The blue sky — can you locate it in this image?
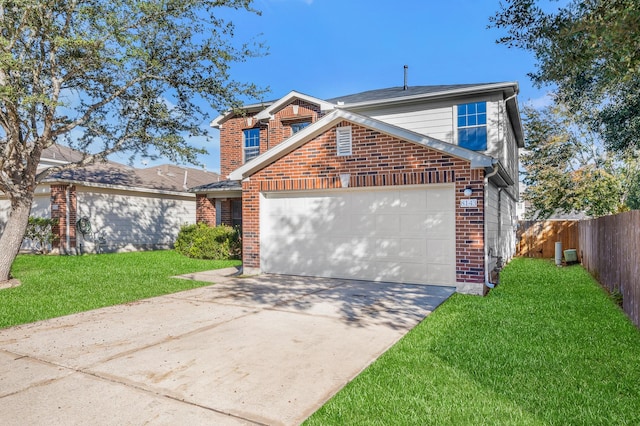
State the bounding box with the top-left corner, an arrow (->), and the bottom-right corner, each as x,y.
114,0 -> 557,173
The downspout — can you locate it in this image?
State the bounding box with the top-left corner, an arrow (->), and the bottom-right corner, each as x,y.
65,186 -> 70,254
484,161 -> 500,289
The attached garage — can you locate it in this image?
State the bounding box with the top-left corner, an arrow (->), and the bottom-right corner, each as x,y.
260,185 -> 456,286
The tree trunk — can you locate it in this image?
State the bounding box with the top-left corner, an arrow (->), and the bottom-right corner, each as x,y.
0,197 -> 33,283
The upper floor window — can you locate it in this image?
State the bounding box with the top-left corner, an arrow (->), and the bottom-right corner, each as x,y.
291,121 -> 310,134
243,128 -> 260,162
457,102 -> 487,151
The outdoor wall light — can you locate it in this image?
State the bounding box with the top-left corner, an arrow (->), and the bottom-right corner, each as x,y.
463,188 -> 473,197
340,173 -> 351,188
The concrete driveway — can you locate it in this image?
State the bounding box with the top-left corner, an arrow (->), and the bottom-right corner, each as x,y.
0,268 -> 454,425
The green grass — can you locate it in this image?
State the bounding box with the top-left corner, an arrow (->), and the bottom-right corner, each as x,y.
1,250 -> 240,329
305,258 -> 640,425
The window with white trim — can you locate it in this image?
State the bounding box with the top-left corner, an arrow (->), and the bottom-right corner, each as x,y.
457,102 -> 487,151
243,128 -> 260,162
291,121 -> 310,134
336,126 -> 352,156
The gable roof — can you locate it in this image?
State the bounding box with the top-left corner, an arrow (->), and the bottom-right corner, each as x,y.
211,82 -> 523,146
326,83 -> 504,105
253,90 -> 335,121
209,100 -> 275,129
42,146 -> 220,195
229,109 -> 496,181
39,144 -> 86,166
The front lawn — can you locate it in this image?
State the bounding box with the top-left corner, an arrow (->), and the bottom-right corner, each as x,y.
305,258 -> 640,425
1,250 -> 240,329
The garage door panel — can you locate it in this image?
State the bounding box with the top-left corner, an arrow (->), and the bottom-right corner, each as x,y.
426,238 -> 455,264
399,190 -> 428,212
375,238 -> 426,261
351,214 -> 375,234
260,185 -> 455,286
374,214 -> 400,236
425,263 -> 456,285
426,187 -> 455,212
424,213 -> 455,238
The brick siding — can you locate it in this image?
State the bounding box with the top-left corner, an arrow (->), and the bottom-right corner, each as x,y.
219,99 -> 324,177
50,184 -> 77,252
241,122 -> 486,284
196,194 -> 216,225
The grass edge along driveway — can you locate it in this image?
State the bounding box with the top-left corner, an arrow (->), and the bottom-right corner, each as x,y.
1,250 -> 240,329
305,258 -> 640,426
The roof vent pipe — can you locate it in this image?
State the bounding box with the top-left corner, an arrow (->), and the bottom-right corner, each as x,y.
403,65 -> 408,90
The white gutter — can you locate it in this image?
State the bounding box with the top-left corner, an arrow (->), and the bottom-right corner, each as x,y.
65,186 -> 71,254
44,179 -> 196,198
484,161 -> 500,289
335,82 -> 519,110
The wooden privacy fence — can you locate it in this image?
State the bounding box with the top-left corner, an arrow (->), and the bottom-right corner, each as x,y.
517,220 -> 580,259
517,215 -> 640,328
579,211 -> 640,329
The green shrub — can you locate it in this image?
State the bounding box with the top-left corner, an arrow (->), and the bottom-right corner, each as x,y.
175,223 -> 241,260
23,216 -> 59,253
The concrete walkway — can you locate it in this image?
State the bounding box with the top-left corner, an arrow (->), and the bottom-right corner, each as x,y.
0,269 -> 454,425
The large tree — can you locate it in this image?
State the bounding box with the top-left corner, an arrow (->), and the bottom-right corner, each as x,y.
490,0 -> 640,152
0,0 -> 263,283
520,104 -> 628,219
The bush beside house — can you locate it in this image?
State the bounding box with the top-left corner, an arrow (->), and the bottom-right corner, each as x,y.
175,223 -> 241,260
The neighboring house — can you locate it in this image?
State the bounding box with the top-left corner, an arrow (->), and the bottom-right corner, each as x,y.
193,83 -> 524,294
0,144 -> 220,253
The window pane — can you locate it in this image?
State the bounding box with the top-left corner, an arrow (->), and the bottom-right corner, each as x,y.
478,112 -> 486,125
458,127 -> 487,151
458,104 -> 466,115
244,128 -> 260,162
458,116 -> 467,127
468,103 -> 476,114
468,115 -> 476,126
291,122 -> 310,134
477,102 -> 486,113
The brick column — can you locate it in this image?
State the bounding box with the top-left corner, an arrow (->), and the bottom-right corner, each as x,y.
196,194 -> 216,226
50,185 -> 77,253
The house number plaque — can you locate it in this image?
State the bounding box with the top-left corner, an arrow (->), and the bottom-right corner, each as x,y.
460,199 -> 477,208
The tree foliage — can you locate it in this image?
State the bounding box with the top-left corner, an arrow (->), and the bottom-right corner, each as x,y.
520,105 -> 628,219
491,0 -> 640,152
0,0 -> 264,282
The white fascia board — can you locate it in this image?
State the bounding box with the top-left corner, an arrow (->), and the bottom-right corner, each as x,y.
254,90 -> 335,121
209,101 -> 274,129
229,109 -> 494,180
339,82 -> 520,109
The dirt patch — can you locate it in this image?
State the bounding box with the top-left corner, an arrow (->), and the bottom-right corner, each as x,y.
0,279 -> 21,290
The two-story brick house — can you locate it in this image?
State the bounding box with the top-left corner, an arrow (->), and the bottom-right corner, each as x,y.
193,83 -> 523,294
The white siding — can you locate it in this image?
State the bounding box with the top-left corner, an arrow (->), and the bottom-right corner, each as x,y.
76,187 -> 196,253
365,102 -> 455,143
1,187 -> 51,251
486,184 -> 517,274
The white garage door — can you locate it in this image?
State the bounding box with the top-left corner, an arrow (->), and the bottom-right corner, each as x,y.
260,184 -> 456,285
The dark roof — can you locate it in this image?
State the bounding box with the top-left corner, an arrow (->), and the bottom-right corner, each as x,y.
42,146 -> 221,193
42,144 -> 86,163
326,83 -> 501,105
189,179 -> 242,193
